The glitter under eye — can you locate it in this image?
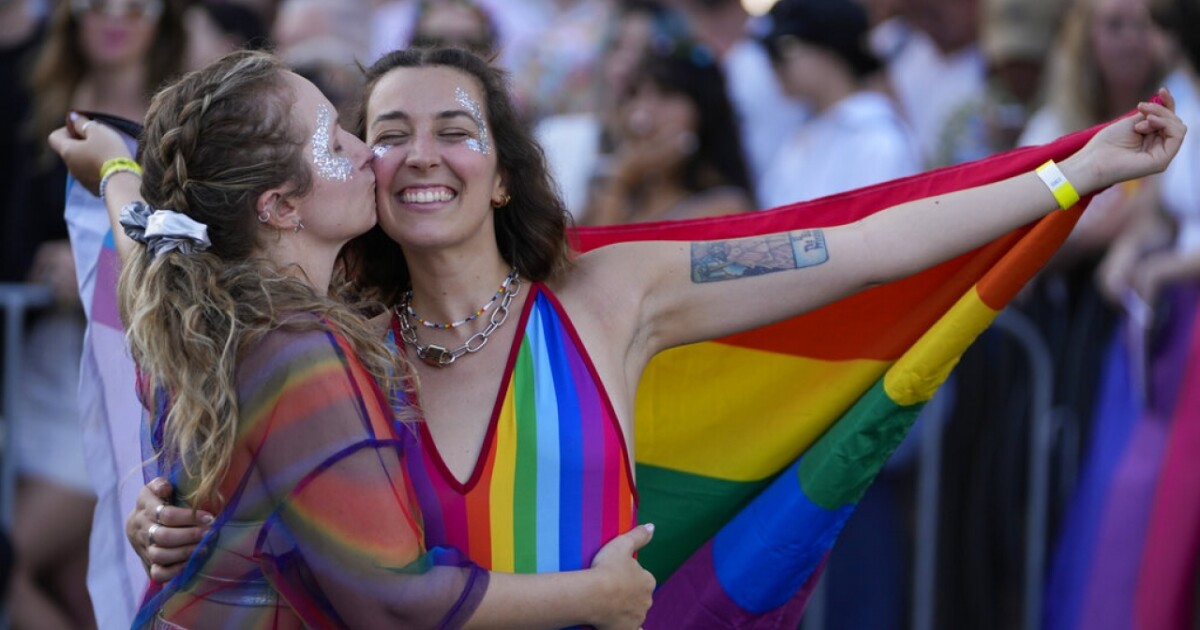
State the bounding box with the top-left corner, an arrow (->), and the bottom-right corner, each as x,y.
455,87 -> 491,155
312,104 -> 353,182
372,144 -> 392,159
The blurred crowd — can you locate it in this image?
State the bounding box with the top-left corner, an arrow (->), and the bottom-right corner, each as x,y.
1,0 -> 1198,628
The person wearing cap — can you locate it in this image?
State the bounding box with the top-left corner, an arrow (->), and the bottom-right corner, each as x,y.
933,0 -> 1067,166
757,0 -> 921,209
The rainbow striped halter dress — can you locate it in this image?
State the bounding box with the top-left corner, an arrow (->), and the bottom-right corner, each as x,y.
395,283 -> 637,573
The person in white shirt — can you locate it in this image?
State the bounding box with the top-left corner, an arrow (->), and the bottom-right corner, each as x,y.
675,0 -> 808,195
757,0 -> 921,209
876,0 -> 987,166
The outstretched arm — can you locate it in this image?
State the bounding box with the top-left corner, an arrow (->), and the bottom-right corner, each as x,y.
580,91 -> 1187,359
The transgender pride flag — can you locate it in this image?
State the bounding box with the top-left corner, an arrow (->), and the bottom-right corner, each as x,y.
64,127 -> 149,630
68,117 -> 1107,628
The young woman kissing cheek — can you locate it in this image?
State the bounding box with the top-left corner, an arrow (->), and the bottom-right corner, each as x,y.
366,66 -> 508,256
283,73 -> 378,249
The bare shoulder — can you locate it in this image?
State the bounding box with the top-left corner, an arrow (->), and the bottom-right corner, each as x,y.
548,244 -> 670,341
553,241 -> 683,305
544,246 -> 664,412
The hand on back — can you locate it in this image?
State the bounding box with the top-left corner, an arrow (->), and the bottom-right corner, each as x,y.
126,478 -> 212,583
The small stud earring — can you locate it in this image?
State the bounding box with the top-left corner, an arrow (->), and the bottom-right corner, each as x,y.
293,219 -> 305,233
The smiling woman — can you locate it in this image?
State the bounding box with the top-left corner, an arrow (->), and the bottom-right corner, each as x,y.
350,51 -> 1190,630
351,49 -> 573,309
121,43 -> 1186,628
367,67 -> 507,255
51,48 -> 657,630
338,45 -> 1185,606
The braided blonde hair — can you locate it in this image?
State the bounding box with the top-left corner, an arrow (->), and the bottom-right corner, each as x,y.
120,50 -> 413,509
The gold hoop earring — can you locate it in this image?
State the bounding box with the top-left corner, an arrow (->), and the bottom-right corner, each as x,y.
491,194 -> 511,209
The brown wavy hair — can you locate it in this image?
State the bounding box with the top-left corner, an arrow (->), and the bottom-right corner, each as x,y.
121,50 -> 412,508
346,47 -> 573,306
29,0 -> 187,165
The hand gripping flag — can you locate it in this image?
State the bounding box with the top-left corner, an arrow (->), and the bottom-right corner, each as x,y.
573,121 -> 1106,627
68,115 -> 1108,628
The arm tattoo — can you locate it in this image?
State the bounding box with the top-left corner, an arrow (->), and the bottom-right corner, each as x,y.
690,229 -> 829,283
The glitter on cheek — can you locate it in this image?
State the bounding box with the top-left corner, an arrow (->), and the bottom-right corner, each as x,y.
372,144 -> 392,159
455,87 -> 491,155
311,104 -> 354,182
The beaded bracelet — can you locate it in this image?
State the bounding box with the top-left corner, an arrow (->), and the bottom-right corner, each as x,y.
98,158 -> 142,202
1035,159 -> 1080,211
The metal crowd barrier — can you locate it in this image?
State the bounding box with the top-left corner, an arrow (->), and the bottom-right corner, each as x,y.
800,306 -> 1061,630
0,283 -> 54,529
911,382 -> 952,630
0,283 -> 55,630
996,308 -> 1057,630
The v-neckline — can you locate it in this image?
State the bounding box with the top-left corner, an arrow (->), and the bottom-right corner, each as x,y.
395,283 -> 541,493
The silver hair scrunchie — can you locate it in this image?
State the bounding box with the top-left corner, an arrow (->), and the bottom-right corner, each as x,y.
119,201 -> 212,259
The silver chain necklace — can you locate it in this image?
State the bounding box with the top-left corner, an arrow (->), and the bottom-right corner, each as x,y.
397,271 -> 521,368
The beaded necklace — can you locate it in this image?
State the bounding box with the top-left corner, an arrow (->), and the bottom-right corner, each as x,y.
397,271 -> 521,368
403,269 -> 517,329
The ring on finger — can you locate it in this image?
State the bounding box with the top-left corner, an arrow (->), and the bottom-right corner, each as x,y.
80,120 -> 95,133
155,502 -> 167,525
148,523 -> 160,547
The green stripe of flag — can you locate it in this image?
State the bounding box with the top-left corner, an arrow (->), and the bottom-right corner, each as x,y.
799,379 -> 924,510
635,464 -> 771,581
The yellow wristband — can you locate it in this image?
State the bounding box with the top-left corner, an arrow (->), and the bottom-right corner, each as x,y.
1035,159 -> 1080,211
99,157 -> 142,182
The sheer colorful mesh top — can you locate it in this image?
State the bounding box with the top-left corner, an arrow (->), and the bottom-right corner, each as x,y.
392,283 -> 638,574
133,319 -> 487,629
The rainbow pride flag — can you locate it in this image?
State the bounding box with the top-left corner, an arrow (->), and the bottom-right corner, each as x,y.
572,122 -> 1104,625
68,117 -> 1107,628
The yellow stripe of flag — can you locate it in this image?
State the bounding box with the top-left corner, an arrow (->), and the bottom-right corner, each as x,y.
634,344 -> 889,483
884,286 -> 999,406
